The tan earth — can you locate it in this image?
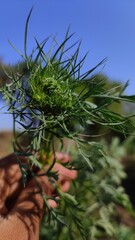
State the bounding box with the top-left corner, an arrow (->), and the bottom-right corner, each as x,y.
0,131 -> 13,158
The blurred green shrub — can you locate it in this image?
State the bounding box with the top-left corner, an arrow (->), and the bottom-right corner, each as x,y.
40,137 -> 135,240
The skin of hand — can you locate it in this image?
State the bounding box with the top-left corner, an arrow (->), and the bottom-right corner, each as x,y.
0,152 -> 77,240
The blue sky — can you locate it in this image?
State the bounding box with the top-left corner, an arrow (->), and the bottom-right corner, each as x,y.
0,0 -> 135,130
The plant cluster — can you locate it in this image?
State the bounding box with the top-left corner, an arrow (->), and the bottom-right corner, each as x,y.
40,138 -> 135,240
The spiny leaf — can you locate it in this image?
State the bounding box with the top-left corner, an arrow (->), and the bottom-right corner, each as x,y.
24,7 -> 33,61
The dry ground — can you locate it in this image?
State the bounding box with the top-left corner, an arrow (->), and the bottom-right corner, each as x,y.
0,131 -> 13,158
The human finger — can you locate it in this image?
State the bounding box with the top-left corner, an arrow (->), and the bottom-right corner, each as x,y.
0,154 -> 27,211
47,199 -> 58,208
53,163 -> 77,180
55,152 -> 71,163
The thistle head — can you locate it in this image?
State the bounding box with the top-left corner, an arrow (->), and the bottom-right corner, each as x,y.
29,62 -> 74,115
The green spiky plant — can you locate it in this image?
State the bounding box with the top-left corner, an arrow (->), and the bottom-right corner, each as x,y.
1,9 -> 135,239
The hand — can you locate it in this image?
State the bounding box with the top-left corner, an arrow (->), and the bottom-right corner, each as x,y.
0,152 -> 77,240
